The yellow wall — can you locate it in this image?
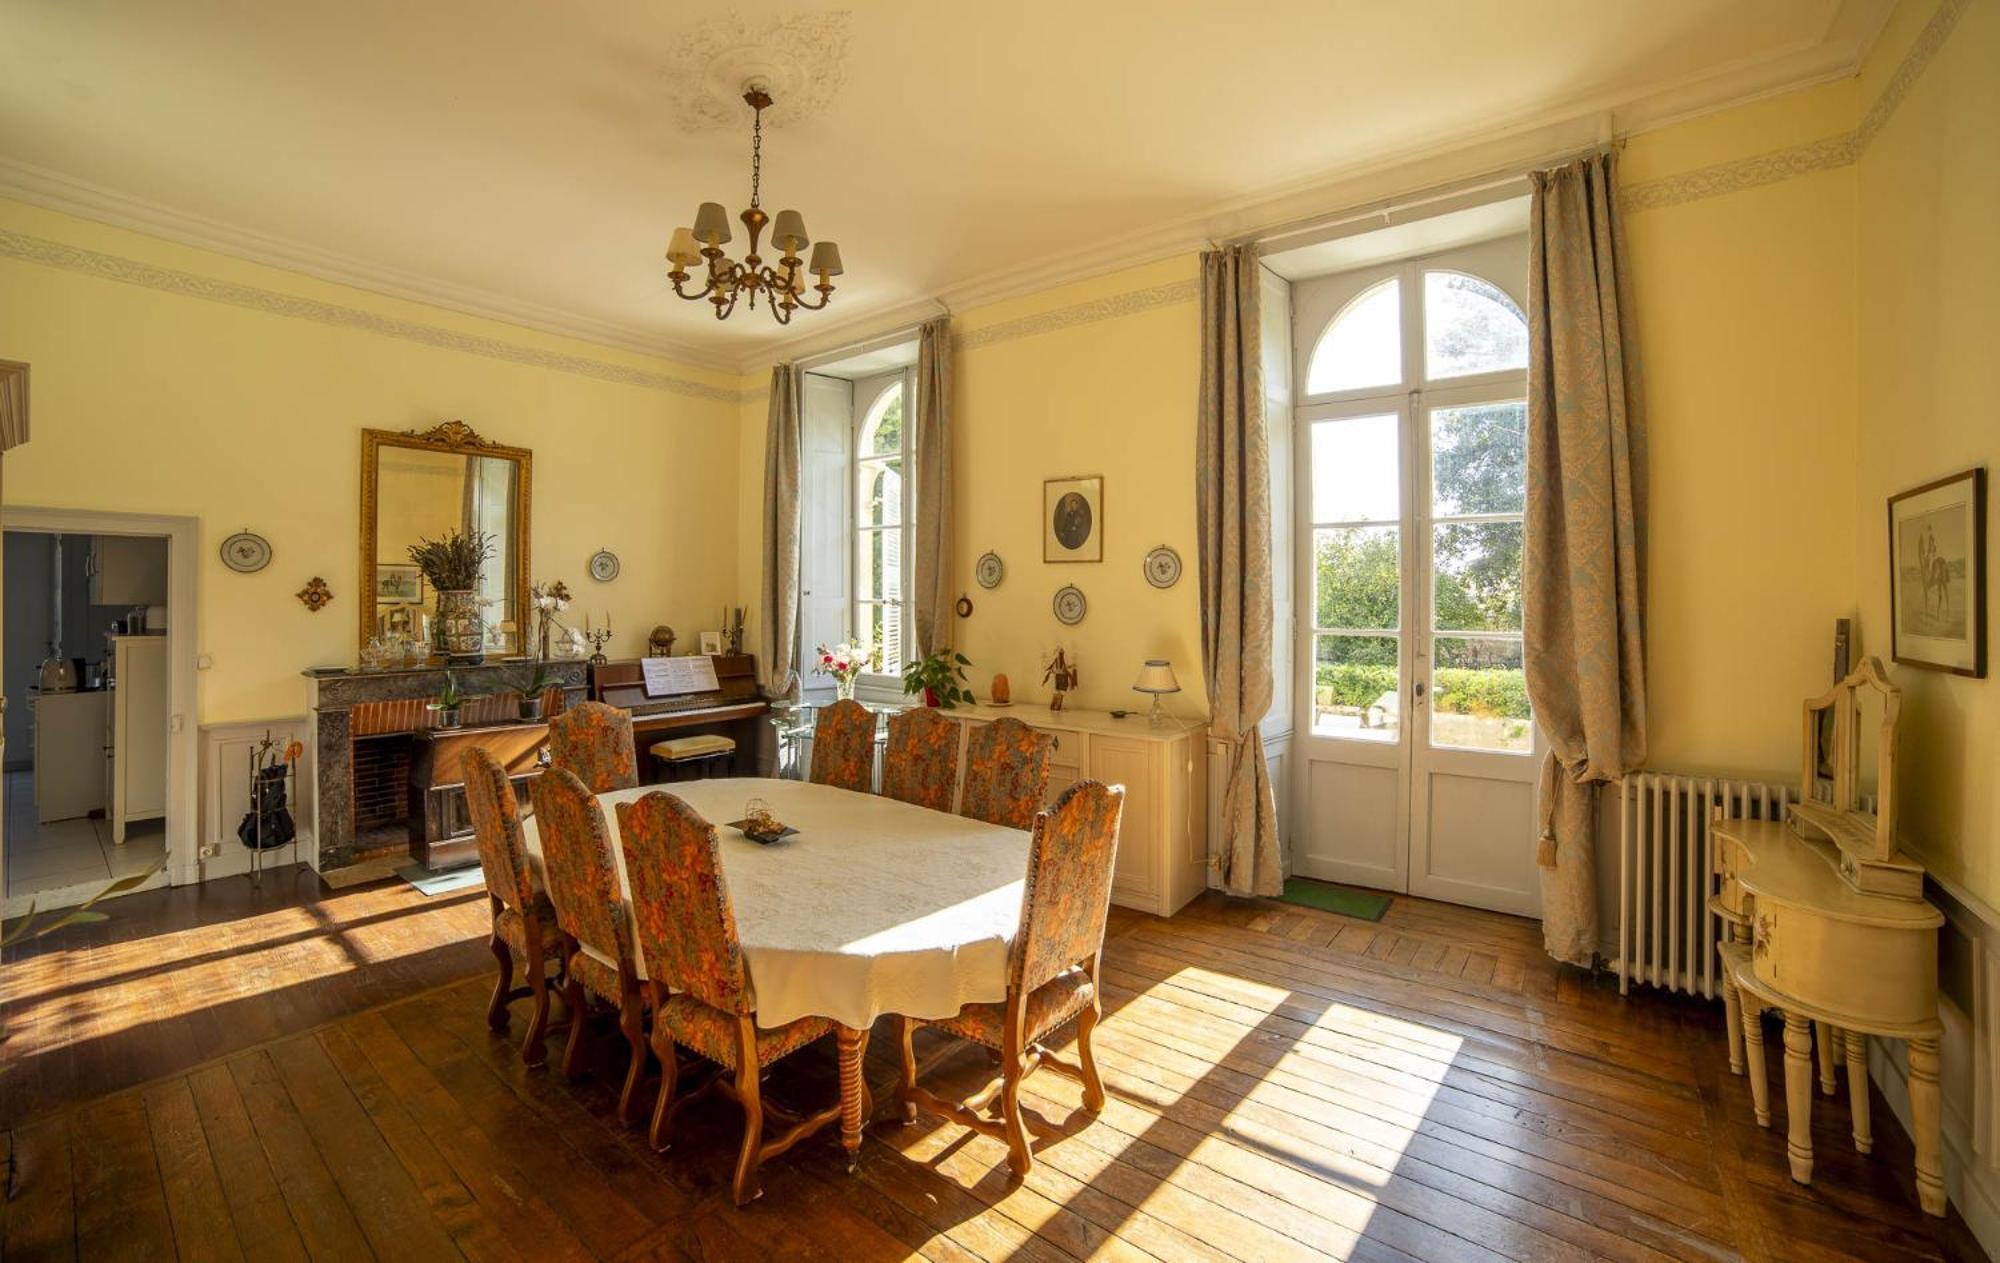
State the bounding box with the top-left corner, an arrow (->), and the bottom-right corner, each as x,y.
1854,0 -> 2000,900
0,198 -> 744,725
1620,81 -> 1863,782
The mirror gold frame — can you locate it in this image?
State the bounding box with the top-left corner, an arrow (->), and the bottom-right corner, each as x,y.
359,420 -> 532,656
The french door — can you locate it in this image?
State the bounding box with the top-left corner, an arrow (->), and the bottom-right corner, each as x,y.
1290,247 -> 1542,916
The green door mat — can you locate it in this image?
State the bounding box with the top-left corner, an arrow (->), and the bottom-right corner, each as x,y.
1277,877 -> 1391,922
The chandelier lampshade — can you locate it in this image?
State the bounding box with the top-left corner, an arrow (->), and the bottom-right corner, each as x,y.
664,86 -> 841,324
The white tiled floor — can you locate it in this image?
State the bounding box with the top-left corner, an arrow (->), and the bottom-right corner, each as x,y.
3,768 -> 166,900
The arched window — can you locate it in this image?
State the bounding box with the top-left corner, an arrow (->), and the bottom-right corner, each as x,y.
1305,278 -> 1401,395
1423,270 -> 1527,380
854,384 -> 906,673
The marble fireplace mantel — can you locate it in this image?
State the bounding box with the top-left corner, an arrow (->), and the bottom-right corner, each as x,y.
306,659 -> 589,871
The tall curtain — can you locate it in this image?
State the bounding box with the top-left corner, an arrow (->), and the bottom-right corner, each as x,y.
910,316 -> 954,657
1197,246 -> 1282,898
759,364 -> 803,700
1524,150 -> 1648,966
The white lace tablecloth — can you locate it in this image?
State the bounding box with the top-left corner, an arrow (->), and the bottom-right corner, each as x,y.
519,777 -> 1028,1030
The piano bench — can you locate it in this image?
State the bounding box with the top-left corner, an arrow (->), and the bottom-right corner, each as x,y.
649,734 -> 737,783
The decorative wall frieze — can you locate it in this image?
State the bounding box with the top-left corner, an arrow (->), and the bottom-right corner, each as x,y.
1623,0 -> 1969,215
0,228 -> 739,402
953,278 -> 1199,354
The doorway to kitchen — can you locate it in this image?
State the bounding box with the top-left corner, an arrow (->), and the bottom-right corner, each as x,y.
1,508 -> 197,916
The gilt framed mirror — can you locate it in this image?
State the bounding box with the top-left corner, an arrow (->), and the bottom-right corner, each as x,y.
359,421 -> 531,658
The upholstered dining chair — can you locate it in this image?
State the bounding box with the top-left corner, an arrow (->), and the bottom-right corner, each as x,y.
463,746 -> 565,1066
614,790 -> 840,1205
881,707 -> 961,812
531,765 -> 652,1124
959,716 -> 1056,829
809,698 -> 876,793
549,699 -> 639,793
898,779 -> 1125,1176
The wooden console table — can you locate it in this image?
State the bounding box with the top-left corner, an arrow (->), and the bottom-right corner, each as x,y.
1712,816 -> 1946,1214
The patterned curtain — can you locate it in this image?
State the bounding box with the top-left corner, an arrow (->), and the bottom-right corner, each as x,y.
1525,150 -> 1649,966
910,316 -> 954,657
760,364 -> 803,700
1196,246 -> 1282,897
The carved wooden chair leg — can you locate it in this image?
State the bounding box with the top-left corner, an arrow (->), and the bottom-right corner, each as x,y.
520,919 -> 553,1066
1742,1004 -> 1771,1127
559,960 -> 590,1080
486,929 -> 514,1031
731,1022 -> 767,1206
1076,995 -> 1106,1113
897,1016 -> 920,1124
616,984 -> 649,1127
649,1036 -> 681,1151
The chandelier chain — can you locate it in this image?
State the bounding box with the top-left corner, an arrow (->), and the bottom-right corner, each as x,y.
749,101 -> 764,211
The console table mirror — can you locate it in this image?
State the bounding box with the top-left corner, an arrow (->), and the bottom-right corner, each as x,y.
360,421 -> 532,658
1795,656 -> 1902,878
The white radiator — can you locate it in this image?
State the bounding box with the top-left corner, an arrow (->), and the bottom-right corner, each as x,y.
1615,772 -> 1797,999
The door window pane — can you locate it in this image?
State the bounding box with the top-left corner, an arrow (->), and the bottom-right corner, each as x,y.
1432,636 -> 1530,751
1315,526 -> 1399,630
1432,521 -> 1523,631
859,459 -> 902,526
1431,403 -> 1526,516
1424,272 -> 1527,380
1311,414 -> 1399,523
1306,279 -> 1401,395
862,603 -> 903,672
1313,635 -> 1399,741
856,528 -> 902,603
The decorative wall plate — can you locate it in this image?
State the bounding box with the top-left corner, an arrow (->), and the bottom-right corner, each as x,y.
588,549 -> 620,582
1144,545 -> 1183,589
975,551 -> 1005,589
220,529 -> 272,574
1052,584 -> 1088,626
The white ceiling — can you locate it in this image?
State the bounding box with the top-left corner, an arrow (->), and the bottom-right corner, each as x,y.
0,1 -> 1891,372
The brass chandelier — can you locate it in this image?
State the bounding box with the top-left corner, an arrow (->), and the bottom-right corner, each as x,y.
665,86 -> 843,325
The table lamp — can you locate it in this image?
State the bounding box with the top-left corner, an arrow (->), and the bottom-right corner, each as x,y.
1132,659 -> 1181,727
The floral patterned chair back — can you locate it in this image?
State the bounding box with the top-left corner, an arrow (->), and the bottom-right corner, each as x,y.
463,746 -> 532,911
549,700 -> 639,793
530,765 -> 633,968
881,708 -> 961,812
809,698 -> 876,792
614,791 -> 750,1016
1012,780 -> 1126,994
960,717 -> 1056,830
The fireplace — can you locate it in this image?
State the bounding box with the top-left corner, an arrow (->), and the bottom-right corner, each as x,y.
305,661 -> 587,872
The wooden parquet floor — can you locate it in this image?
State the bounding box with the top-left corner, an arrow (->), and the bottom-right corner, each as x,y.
0,871 -> 1987,1261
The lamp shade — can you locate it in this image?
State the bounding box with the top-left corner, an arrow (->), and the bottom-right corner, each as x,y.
808,240 -> 844,278
693,201 -> 733,247
665,227 -> 702,267
771,209 -> 809,254
1133,659 -> 1181,695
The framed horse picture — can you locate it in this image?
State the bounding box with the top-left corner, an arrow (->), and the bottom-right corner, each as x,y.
1889,467 -> 1986,677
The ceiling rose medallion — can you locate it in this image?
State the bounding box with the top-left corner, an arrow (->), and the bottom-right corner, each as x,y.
665,86 -> 843,325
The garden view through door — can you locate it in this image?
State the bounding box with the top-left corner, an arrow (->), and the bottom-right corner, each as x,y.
1293,245 -> 1542,916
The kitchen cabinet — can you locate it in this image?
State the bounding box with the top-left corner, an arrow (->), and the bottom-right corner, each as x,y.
32,689 -> 108,822
107,634 -> 167,842
90,535 -> 168,607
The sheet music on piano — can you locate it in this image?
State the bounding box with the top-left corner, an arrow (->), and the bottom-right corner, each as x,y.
641,655 -> 721,699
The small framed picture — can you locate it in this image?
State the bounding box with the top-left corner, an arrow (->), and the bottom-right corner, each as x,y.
699,631 -> 723,655
1889,467 -> 1986,677
375,563 -> 424,603
1044,475 -> 1103,563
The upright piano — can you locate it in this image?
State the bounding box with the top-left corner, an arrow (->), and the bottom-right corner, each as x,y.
587,653 -> 768,776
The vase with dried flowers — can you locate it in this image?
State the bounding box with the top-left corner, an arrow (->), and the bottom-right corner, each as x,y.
409,530 -> 493,663
531,579 -> 573,661
814,640 -> 876,701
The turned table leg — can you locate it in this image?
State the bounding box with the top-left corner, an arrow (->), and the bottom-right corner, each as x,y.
1783,1013 -> 1815,1184
1910,1036 -> 1945,1216
1814,1020 -> 1839,1096
1721,972 -> 1745,1076
1846,1032 -> 1872,1154
1743,1004 -> 1772,1127
837,1025 -> 873,1172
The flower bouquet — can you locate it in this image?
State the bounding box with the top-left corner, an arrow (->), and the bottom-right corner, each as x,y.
814,640 -> 877,701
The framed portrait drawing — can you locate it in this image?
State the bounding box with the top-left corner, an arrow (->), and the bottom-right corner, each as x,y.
375,563 -> 424,604
1888,467 -> 1986,677
1044,475 -> 1103,563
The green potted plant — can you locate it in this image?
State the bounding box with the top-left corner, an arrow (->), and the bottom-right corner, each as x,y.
517,661 -> 556,720
409,529 -> 493,663
428,670 -> 465,729
903,649 -> 974,709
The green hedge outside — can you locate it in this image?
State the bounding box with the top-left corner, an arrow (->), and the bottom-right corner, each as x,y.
1315,663 -> 1530,719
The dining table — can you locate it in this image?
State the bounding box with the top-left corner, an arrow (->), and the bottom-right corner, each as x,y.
517,775 -> 1032,1166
